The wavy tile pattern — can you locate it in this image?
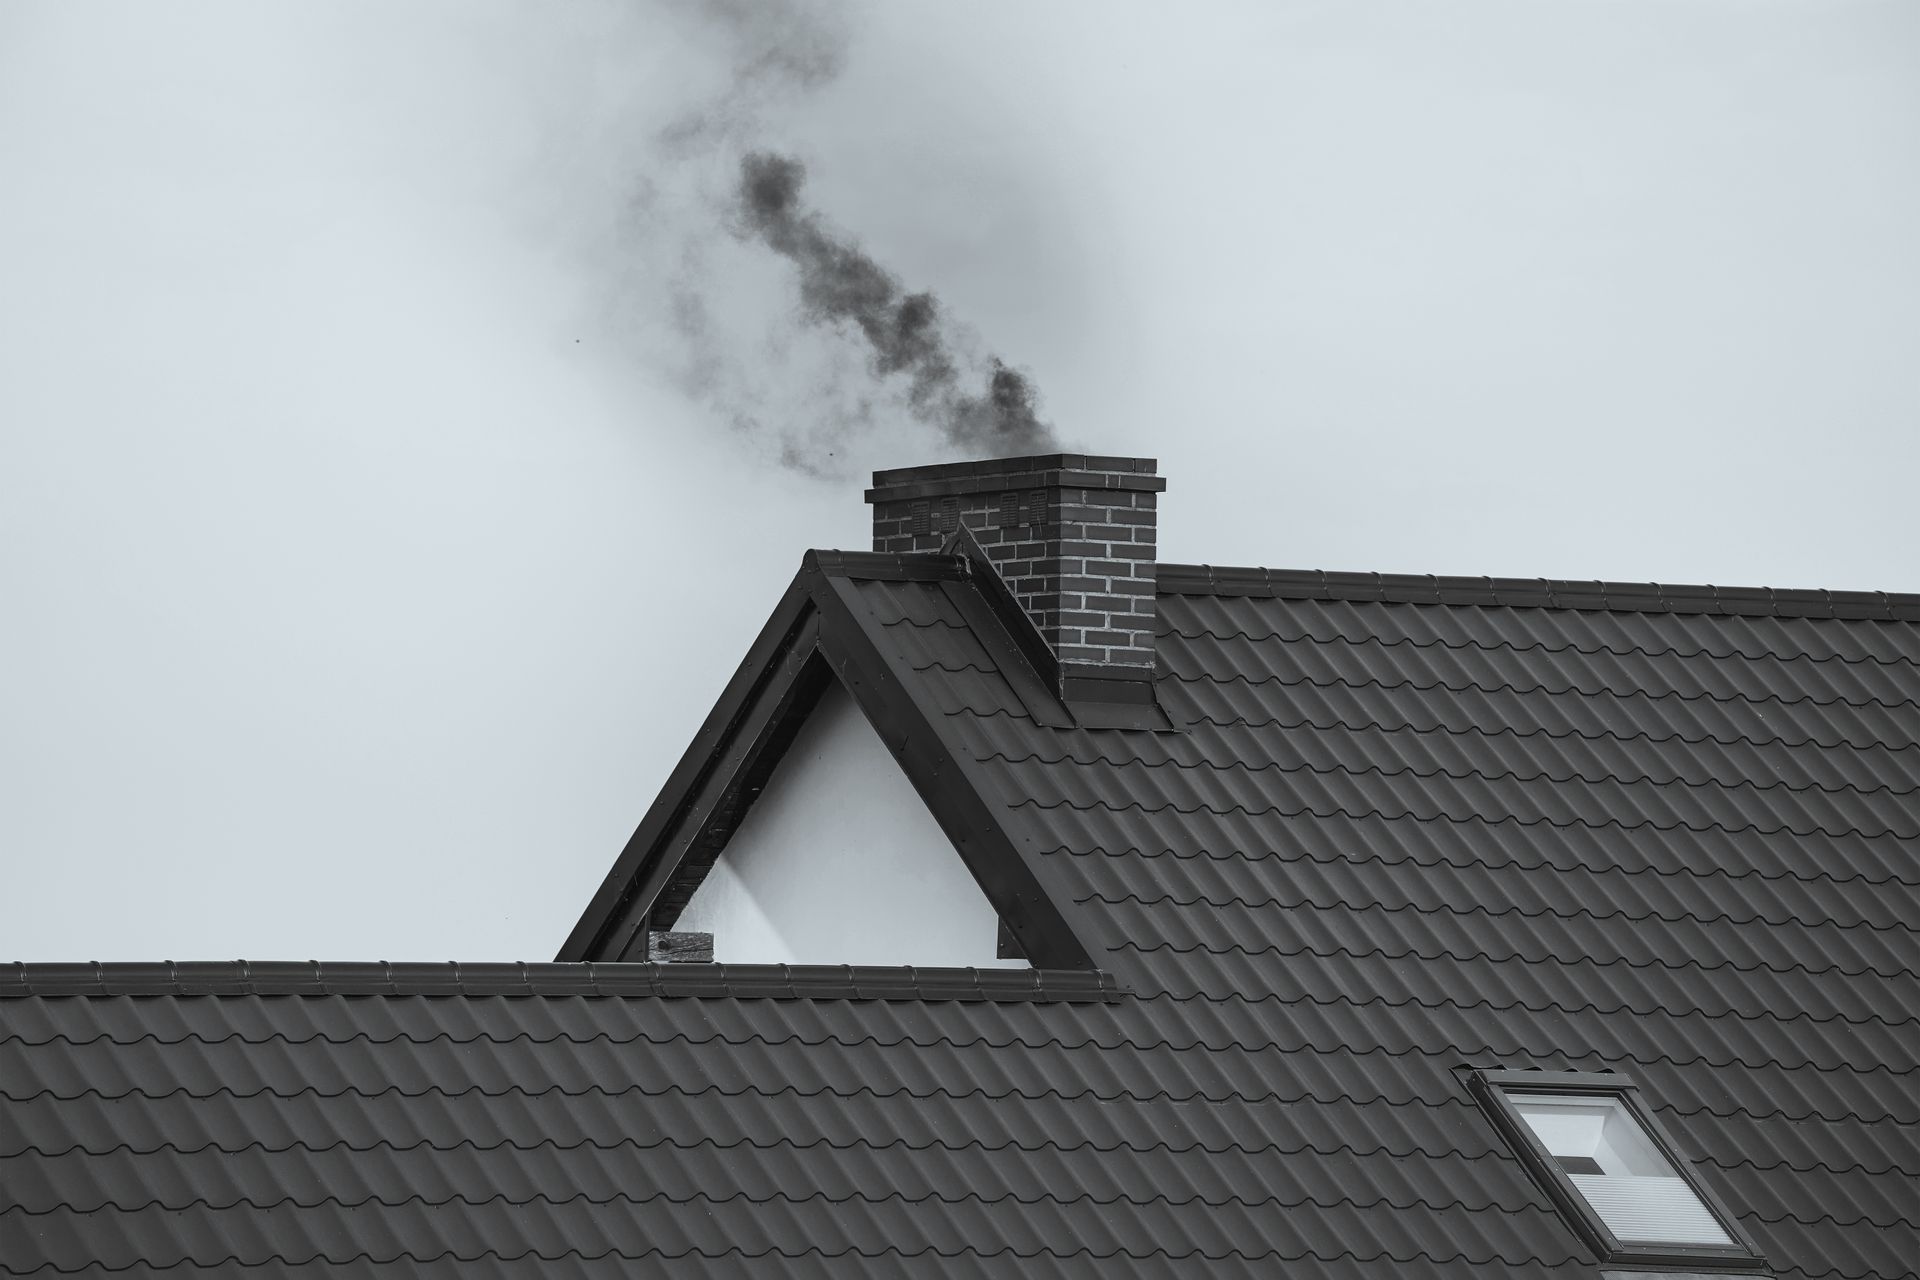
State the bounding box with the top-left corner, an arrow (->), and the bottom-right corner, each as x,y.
894,572 -> 1920,1278
3,564 -> 1915,1277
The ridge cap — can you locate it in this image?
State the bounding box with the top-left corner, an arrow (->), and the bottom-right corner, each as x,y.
1156,564 -> 1920,621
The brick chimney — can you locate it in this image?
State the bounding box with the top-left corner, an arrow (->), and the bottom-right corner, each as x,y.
866,454 -> 1165,702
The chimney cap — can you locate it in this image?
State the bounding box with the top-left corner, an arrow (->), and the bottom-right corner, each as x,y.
868,454 -> 1164,505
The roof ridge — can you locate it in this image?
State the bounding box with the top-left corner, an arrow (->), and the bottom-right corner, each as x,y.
1158,564 -> 1920,621
805,548 -> 969,582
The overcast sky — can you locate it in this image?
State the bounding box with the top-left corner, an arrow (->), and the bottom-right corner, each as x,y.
4,1 -> 1915,962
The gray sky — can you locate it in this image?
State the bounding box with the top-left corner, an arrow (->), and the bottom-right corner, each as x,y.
4,1 -> 1915,961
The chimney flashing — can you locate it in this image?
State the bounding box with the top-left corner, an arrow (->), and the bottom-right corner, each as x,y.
1058,662 -> 1157,706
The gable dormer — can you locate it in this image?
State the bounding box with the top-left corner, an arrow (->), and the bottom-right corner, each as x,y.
558,554 -> 1105,969
562,454 -> 1172,969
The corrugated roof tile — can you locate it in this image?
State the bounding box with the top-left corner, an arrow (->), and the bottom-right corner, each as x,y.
6,572 -> 1916,1278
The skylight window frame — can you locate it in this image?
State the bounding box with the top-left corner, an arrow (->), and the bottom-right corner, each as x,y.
1468,1069 -> 1770,1272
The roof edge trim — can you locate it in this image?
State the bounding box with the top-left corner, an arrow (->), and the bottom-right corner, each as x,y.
558,566 -> 828,963
1,961 -> 1124,1002
808,549 -> 969,582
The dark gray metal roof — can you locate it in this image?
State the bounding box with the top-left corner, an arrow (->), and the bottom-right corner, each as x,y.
4,553 -> 1915,1277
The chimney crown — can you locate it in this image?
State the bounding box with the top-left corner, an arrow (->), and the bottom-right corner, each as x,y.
866,454 -> 1165,684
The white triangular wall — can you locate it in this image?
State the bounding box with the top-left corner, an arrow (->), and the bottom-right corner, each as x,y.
674,679 -> 1025,968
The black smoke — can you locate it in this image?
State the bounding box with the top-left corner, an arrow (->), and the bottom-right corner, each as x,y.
735,150 -> 1056,456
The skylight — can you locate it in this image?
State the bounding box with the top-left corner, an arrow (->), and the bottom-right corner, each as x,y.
1469,1070 -> 1767,1271
1505,1093 -> 1733,1247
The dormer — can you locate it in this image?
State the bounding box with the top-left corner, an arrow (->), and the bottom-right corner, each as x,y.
558,453 -> 1169,968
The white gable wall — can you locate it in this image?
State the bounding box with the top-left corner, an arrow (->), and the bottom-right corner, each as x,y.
674,680 -> 1024,968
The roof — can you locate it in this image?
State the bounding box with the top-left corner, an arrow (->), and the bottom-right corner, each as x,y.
5,551 -> 1916,1277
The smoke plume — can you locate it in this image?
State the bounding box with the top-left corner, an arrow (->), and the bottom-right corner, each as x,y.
733,151 -> 1056,456
591,1 -> 1064,472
